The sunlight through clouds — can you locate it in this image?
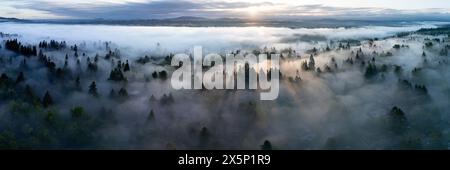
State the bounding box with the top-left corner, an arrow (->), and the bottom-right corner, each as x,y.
1,0 -> 450,19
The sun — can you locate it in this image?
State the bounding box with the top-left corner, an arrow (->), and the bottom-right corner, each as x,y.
243,5 -> 279,19
248,8 -> 259,17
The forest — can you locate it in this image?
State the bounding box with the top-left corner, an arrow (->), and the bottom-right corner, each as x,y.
0,24 -> 450,149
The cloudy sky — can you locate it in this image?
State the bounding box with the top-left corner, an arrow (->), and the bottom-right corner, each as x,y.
1,0 -> 450,20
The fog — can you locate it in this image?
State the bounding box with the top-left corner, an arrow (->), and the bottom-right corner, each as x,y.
0,22 -> 449,149
0,22 -> 442,55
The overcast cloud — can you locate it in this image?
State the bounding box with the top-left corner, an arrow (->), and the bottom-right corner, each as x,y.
1,0 -> 450,20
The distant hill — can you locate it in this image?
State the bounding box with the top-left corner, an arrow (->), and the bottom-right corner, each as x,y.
416,25 -> 450,35
1,16 -> 447,28
22,16 -> 415,28
0,17 -> 23,22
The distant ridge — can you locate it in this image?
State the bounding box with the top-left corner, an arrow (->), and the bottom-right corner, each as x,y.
2,16 -> 449,28
0,17 -> 24,22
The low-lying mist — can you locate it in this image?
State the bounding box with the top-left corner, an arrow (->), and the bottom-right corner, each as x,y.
0,22 -> 449,149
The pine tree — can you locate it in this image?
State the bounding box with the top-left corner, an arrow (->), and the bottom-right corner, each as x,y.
364,63 -> 378,79
388,106 -> 408,134
109,89 -> 116,98
301,61 -> 309,71
89,81 -> 98,97
42,91 -> 53,108
0,73 -> 11,86
15,72 -> 25,84
25,84 -> 34,98
123,60 -> 130,72
308,54 -> 315,70
149,95 -> 157,102
75,76 -> 82,91
108,68 -> 126,81
261,140 -> 272,150
147,110 -> 155,122
20,59 -> 27,68
152,71 -> 158,79
24,84 -> 36,102
159,70 -> 168,80
118,87 -> 128,97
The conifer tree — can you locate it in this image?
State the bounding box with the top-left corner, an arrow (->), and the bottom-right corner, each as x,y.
15,72 -> 25,84
261,140 -> 272,150
147,109 -> 155,122
124,60 -> 130,72
42,91 -> 53,108
89,81 -> 98,97
75,76 -> 82,91
118,87 -> 128,97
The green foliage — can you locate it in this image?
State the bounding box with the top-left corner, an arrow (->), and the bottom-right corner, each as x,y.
0,100 -> 102,149
71,106 -> 85,119
0,130 -> 18,149
45,111 -> 58,126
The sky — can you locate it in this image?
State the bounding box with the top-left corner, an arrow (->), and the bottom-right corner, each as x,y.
1,0 -> 450,20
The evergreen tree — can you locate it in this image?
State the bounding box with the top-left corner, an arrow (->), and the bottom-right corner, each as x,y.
308,54 -> 315,69
20,59 -> 27,68
159,70 -> 168,80
147,110 -> 155,122
152,71 -> 158,79
88,81 -> 98,97
108,68 -> 126,81
94,54 -> 99,63
15,72 -> 25,84
0,73 -> 11,86
42,91 -> 53,108
149,95 -> 157,102
75,76 -> 82,91
87,62 -> 98,72
109,89 -> 116,98
364,63 -> 378,79
123,60 -> 130,72
24,84 -> 36,102
71,106 -> 85,119
301,61 -> 309,71
24,84 -> 34,98
316,67 -> 322,74
261,140 -> 272,150
200,127 -> 209,138
388,106 -> 408,134
118,87 -> 128,97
